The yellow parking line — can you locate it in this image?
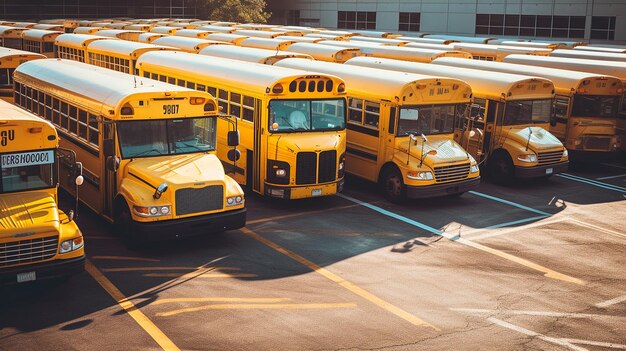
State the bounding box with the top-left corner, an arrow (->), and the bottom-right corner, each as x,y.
92,256 -> 161,262
157,303 -> 358,317
152,297 -> 291,305
102,266 -> 239,272
85,260 -> 180,351
144,273 -> 258,278
241,227 -> 439,330
247,204 -> 361,225
568,218 -> 626,240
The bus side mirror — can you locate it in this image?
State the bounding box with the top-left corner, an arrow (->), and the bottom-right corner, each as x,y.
227,130 -> 240,147
106,156 -> 120,172
550,115 -> 557,127
227,148 -> 241,162
103,139 -> 116,157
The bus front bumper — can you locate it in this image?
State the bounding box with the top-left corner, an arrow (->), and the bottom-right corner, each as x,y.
515,161 -> 569,178
0,255 -> 85,285
132,208 -> 247,242
265,178 -> 344,200
406,176 -> 481,199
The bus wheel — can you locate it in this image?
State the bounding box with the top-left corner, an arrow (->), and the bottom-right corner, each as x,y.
489,151 -> 514,184
381,168 -> 406,203
114,201 -> 138,249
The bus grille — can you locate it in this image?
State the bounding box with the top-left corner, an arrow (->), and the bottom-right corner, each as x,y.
175,185 -> 224,216
318,150 -> 337,183
584,136 -> 611,150
0,235 -> 58,267
434,163 -> 470,183
538,150 -> 563,165
296,152 -> 317,185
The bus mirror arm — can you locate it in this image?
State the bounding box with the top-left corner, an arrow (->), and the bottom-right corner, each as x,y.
73,162 -> 83,220
549,115 -> 557,127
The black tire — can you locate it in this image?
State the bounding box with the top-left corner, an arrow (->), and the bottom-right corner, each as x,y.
381,167 -> 406,203
488,151 -> 514,184
114,201 -> 139,249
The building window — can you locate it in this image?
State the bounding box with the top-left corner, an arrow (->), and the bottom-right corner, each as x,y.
591,16 -> 616,40
287,10 -> 300,26
399,12 -> 420,32
476,14 -> 585,39
338,11 -> 376,30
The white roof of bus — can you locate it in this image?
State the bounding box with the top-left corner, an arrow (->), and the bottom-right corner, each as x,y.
404,42 -> 455,51
87,39 -> 175,56
150,26 -> 179,34
397,37 -> 458,45
197,25 -> 237,33
285,42 -> 360,55
0,99 -> 56,132
175,29 -> 213,37
15,59 -> 199,111
137,51 -> 341,92
349,36 -> 409,46
0,25 -> 26,34
96,29 -> 144,38
152,36 -> 229,51
424,35 -> 494,43
198,45 -> 311,63
0,46 -> 45,59
503,54 -> 626,81
344,56 -> 551,98
277,36 -> 324,43
318,40 -> 383,49
551,49 -> 626,62
573,46 -> 626,54
433,57 -> 620,89
276,57 -> 468,98
205,33 -> 248,43
21,29 -> 63,40
32,24 -> 63,30
452,42 -> 551,55
137,32 -> 167,42
55,34 -> 115,49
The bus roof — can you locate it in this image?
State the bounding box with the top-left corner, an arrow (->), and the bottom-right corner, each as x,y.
197,25 -> 237,33
397,36 -> 458,45
31,24 -> 64,31
344,56 -> 553,100
73,26 -> 106,34
322,41 -> 472,62
55,33 -> 114,49
551,49 -> 626,62
150,26 -> 179,34
0,99 -> 57,151
0,47 -> 46,60
276,57 -> 471,99
433,57 -> 622,92
452,42 -> 551,55
175,29 -> 213,38
205,33 -> 248,44
199,45 -> 312,64
404,42 -> 455,51
152,36 -> 230,52
137,32 -> 167,43
233,29 -> 302,38
350,30 -> 399,38
21,29 -> 63,40
87,39 -> 176,58
349,36 -> 410,46
0,26 -> 26,35
498,41 -> 562,50
240,37 -> 297,50
424,34 -> 494,44
14,59 -> 208,116
503,54 -> 626,81
277,36 -> 324,43
573,46 -> 626,54
137,51 -> 343,94
96,29 -> 143,39
282,42 -> 361,62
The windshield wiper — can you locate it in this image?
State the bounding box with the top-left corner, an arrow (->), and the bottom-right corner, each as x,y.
132,148 -> 165,157
175,139 -> 207,152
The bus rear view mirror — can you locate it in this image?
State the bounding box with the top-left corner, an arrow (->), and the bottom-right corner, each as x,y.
103,139 -> 115,157
227,130 -> 240,147
106,156 -> 120,172
227,148 -> 241,162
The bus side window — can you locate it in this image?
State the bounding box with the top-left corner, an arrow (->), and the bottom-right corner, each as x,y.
218,89 -> 228,114
348,98 -> 363,123
364,101 -> 380,128
388,107 -> 396,134
242,95 -> 254,122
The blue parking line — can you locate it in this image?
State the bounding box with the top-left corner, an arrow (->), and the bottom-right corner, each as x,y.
558,173 -> 626,193
468,191 -> 551,217
484,215 -> 549,230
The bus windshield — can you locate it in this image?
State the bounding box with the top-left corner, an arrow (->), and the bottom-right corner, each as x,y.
117,117 -> 216,159
504,99 -> 552,125
0,149 -> 56,193
269,99 -> 346,133
572,95 -> 618,118
397,103 -> 467,136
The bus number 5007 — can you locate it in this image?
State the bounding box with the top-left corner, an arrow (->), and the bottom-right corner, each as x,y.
163,104 -> 179,115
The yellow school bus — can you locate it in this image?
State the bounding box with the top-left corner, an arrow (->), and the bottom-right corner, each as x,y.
199,45 -> 312,64
451,43 -> 551,61
550,49 -> 626,62
434,57 -> 623,157
73,26 -> 107,35
319,40 -> 472,62
137,51 -> 347,200
55,34 -> 115,62
13,59 -> 246,245
86,39 -> 176,74
137,32 -> 167,43
174,29 -> 213,39
346,56 -> 568,180
0,26 -> 27,49
39,19 -> 79,33
152,36 -> 230,53
0,47 -> 45,102
239,37 -> 297,51
0,99 -> 85,284
95,29 -> 144,42
283,42 -> 360,63
20,29 -> 63,58
503,54 -> 626,153
276,58 -> 480,201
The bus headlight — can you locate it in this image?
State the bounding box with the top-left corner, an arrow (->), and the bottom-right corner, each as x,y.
226,195 -> 244,207
275,169 -> 287,177
133,205 -> 171,217
407,171 -> 433,180
338,153 -> 345,178
562,149 -> 568,159
59,236 -> 84,254
517,154 -> 537,163
471,164 -> 479,173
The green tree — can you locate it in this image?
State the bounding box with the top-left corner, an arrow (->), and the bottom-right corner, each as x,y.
197,0 -> 271,23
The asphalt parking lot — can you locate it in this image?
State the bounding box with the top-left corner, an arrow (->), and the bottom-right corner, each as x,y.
1,160 -> 625,351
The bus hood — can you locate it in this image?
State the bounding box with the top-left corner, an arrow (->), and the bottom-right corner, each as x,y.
397,135 -> 471,165
0,191 -> 59,239
507,126 -> 563,151
126,153 -> 226,188
267,132 -> 344,156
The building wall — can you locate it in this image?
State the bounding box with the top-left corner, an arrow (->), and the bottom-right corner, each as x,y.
267,0 -> 626,44
0,0 -> 198,20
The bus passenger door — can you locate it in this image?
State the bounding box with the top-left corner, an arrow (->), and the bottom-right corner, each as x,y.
252,99 -> 262,193
551,96 -> 570,142
102,122 -> 117,219
482,100 -> 499,156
